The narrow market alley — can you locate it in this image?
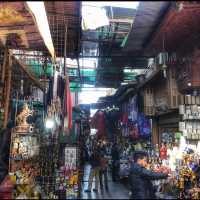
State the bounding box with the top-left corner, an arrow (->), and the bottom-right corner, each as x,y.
0,1 -> 200,200
81,164 -> 130,199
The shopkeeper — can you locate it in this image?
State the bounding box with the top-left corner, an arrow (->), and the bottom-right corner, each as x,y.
129,151 -> 169,199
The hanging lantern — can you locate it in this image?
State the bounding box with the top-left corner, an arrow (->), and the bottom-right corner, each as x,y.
161,33 -> 168,78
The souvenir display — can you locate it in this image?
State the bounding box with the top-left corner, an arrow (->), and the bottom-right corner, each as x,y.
146,141 -> 200,199
179,104 -> 200,140
8,104 -> 43,199
55,165 -> 79,199
10,135 -> 39,160
15,103 -> 34,133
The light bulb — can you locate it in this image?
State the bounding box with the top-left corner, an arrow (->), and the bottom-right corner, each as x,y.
162,63 -> 167,78
45,118 -> 55,129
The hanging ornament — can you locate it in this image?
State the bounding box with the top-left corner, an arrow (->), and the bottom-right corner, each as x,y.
20,79 -> 23,95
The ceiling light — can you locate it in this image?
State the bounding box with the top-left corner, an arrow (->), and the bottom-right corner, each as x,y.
26,1 -> 55,61
45,118 -> 55,129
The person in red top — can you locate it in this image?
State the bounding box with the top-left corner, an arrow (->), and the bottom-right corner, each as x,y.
159,142 -> 168,160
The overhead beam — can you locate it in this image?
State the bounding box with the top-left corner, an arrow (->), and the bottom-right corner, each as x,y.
46,11 -> 79,18
109,18 -> 134,24
78,55 -> 149,58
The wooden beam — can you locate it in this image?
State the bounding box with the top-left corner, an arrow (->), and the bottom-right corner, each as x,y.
1,48 -> 8,84
11,55 -> 45,92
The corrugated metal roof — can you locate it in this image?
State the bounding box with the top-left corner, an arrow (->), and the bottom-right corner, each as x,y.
123,1 -> 170,54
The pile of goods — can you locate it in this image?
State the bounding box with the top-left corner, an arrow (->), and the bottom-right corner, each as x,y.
11,135 -> 39,160
153,165 -> 171,174
55,165 -> 79,199
10,161 -> 40,185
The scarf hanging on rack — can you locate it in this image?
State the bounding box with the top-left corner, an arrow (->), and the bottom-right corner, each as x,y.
63,76 -> 72,133
53,70 -> 59,99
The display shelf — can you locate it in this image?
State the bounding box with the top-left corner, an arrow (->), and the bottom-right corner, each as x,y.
9,155 -> 39,161
12,132 -> 39,136
181,118 -> 200,121
186,138 -> 200,141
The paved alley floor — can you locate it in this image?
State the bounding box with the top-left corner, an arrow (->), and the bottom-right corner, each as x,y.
81,164 -> 130,199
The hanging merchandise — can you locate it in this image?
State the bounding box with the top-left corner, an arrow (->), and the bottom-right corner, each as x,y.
63,76 -> 72,133
129,95 -> 138,122
45,97 -> 62,135
57,75 -> 66,103
46,77 -> 54,106
52,146 -> 81,199
137,113 -> 151,137
130,122 -> 139,140
53,70 -> 59,99
121,112 -> 128,124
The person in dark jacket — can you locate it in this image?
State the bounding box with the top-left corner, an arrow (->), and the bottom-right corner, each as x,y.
129,151 -> 168,199
111,142 -> 120,182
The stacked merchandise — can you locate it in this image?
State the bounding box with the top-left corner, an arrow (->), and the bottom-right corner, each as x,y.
176,99 -> 200,198
54,146 -> 80,199
146,141 -> 200,199
8,103 -> 43,199
179,104 -> 200,140
145,144 -> 177,198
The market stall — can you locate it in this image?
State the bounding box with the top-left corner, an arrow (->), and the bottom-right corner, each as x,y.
117,94 -> 152,179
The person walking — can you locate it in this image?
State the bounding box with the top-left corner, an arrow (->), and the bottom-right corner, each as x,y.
111,142 -> 120,182
129,151 -> 168,199
85,145 -> 101,193
99,143 -> 109,190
